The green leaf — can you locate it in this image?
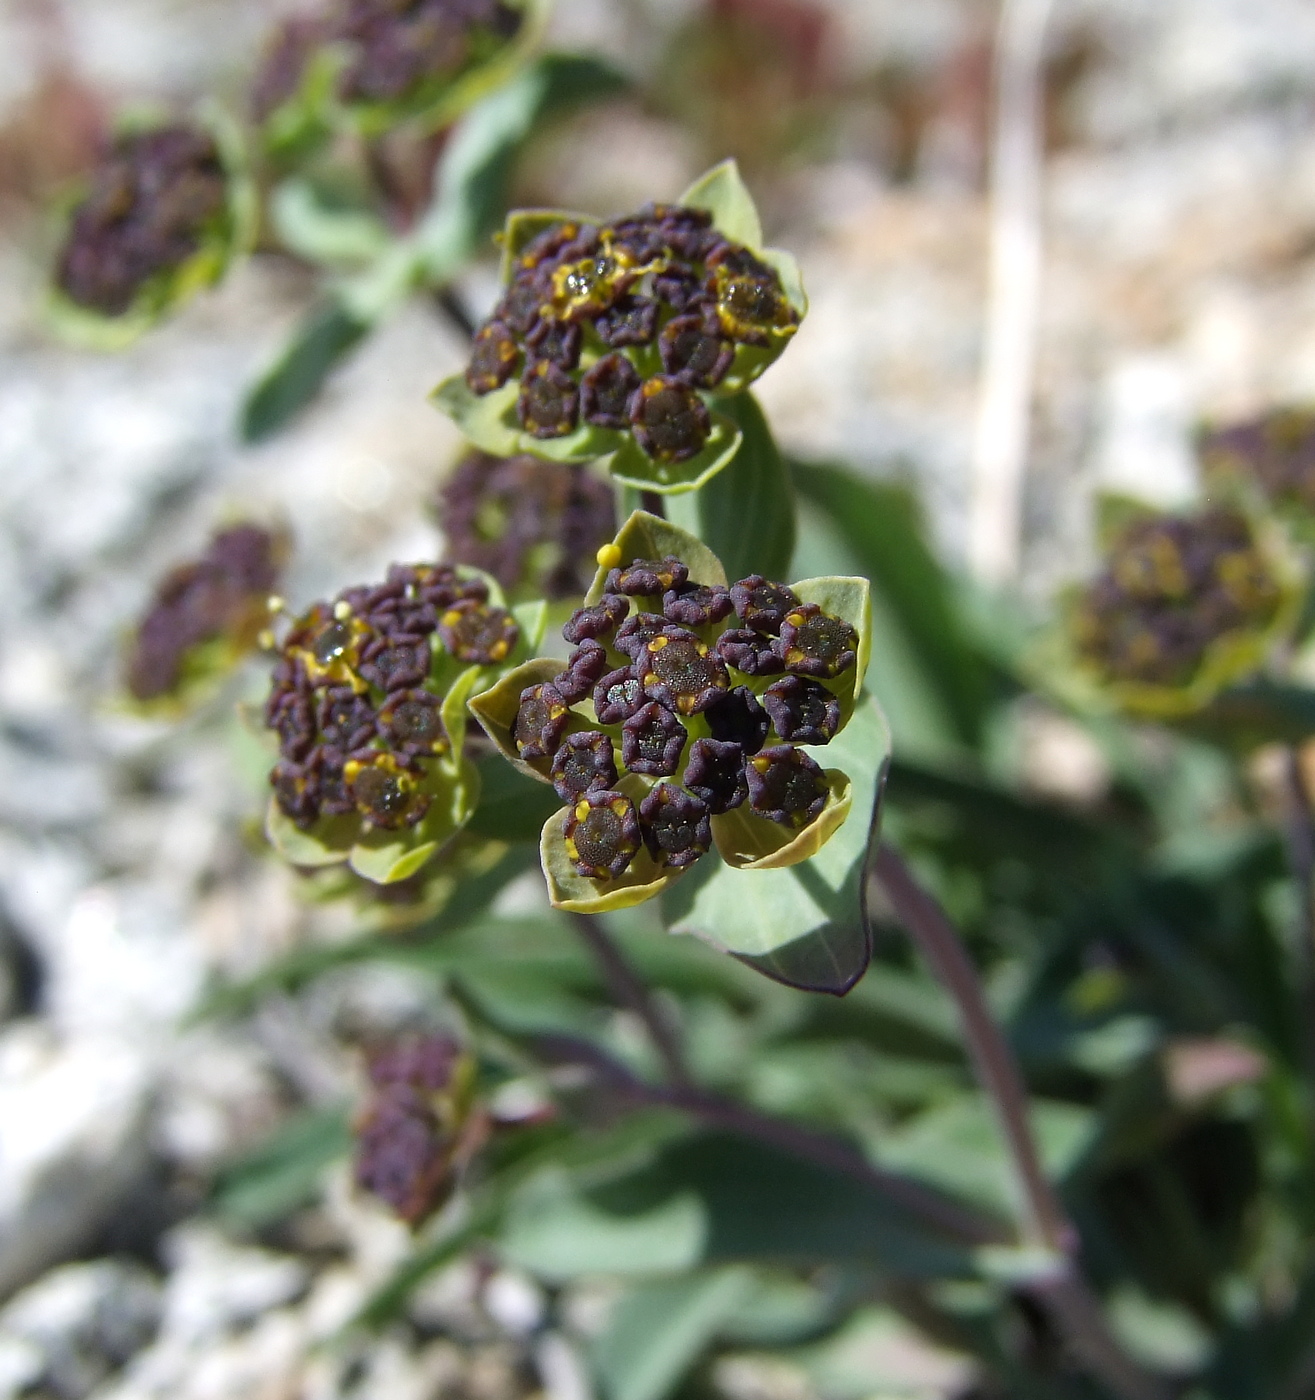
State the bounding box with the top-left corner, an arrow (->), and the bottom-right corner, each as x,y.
593,1268 -> 754,1400
877,1096 -> 1096,1224
663,696 -> 891,993
584,511 -> 729,604
469,753 -> 563,840
209,1105 -> 351,1230
270,178 -> 391,266
792,461 -> 992,747
541,804 -> 682,913
608,413 -> 742,496
665,393 -> 795,581
242,303 -> 370,443
594,1131 -> 975,1277
416,53 -> 628,284
348,756 -> 480,884
679,160 -> 764,251
501,1175 -> 707,1280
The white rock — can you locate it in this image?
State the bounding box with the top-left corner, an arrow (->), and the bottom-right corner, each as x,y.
0,1259 -> 160,1400
0,1024 -> 152,1299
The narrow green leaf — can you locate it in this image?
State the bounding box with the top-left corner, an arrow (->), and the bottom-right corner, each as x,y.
792,461 -> 993,746
593,1269 -> 753,1400
415,52 -> 628,283
270,179 -> 391,266
665,393 -> 795,581
679,160 -> 764,251
209,1105 -> 351,1230
242,303 -> 369,443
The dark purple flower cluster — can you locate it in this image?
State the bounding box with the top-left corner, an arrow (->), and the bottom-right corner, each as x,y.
514,562 -> 855,881
127,525 -> 284,702
354,1033 -> 472,1227
253,0 -> 522,121
56,123 -> 229,316
1072,509 -> 1283,689
464,204 -> 799,462
266,562 -> 517,831
1199,408 -> 1315,516
436,450 -> 615,599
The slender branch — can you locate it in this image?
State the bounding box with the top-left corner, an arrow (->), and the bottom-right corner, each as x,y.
1279,746 -> 1315,1090
432,285 -> 476,341
532,1032 -> 1004,1248
874,843 -> 1068,1251
873,843 -> 1166,1400
640,491 -> 667,519
569,913 -> 690,1086
968,0 -> 1053,586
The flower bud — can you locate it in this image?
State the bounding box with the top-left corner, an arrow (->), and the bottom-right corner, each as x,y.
53,120 -> 245,336
436,450 -> 615,601
126,524 -> 284,706
354,1033 -> 475,1228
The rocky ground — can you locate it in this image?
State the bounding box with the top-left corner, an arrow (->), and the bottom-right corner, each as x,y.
1,1 -> 1315,1397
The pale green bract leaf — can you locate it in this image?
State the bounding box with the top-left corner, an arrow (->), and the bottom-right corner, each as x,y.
792,575 -> 873,706
348,757 -> 481,883
678,159 -> 764,252
541,807 -> 682,913
711,771 -> 852,872
265,801 -> 357,869
432,376 -> 523,455
430,374 -> 622,463
584,511 -> 728,605
608,416 -> 743,497
663,696 -> 890,965
498,206 -> 596,284
468,657 -> 567,783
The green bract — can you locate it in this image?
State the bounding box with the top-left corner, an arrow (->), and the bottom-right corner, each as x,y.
263,562 -> 545,884
431,161 -> 808,495
468,512 -> 871,914
47,106 -> 256,350
254,0 -> 549,158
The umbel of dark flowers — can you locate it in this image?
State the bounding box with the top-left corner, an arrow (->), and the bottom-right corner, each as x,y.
126,524 -> 286,706
354,1033 -> 478,1227
433,162 -> 808,496
1199,406 -> 1315,519
470,513 -> 870,913
252,0 -> 538,147
263,559 -> 538,884
1069,505 -> 1295,716
50,117 -> 251,343
436,449 -> 615,600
